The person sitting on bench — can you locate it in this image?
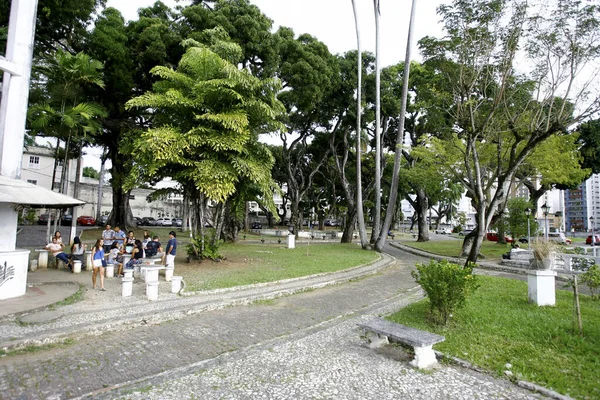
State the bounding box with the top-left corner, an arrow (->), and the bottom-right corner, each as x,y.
145,236 -> 162,258
45,237 -> 70,268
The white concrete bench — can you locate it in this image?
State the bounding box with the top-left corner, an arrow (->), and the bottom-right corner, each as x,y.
358,317 -> 445,369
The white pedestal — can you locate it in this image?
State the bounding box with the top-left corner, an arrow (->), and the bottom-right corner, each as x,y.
142,265 -> 165,283
287,234 -> 295,249
122,254 -> 132,267
122,277 -> 134,297
146,280 -> 159,301
411,345 -> 438,369
124,269 -> 134,279
29,259 -> 38,272
73,260 -> 82,273
171,276 -> 182,294
37,249 -> 48,268
0,249 -> 30,300
105,264 -> 114,278
165,266 -> 174,282
528,269 -> 557,306
85,251 -> 93,271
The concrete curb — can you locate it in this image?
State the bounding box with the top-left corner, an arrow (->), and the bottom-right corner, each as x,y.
0,254 -> 395,352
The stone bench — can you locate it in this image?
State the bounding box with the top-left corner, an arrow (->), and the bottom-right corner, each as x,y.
357,317 -> 445,369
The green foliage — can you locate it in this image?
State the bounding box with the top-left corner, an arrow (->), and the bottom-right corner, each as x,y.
505,197 -> 531,240
411,259 -> 479,325
126,40 -> 284,207
82,166 -> 100,180
186,232 -> 223,261
581,264 -> 600,299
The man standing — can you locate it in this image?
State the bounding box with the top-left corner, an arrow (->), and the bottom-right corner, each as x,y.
101,224 -> 114,253
166,231 -> 177,267
113,226 -> 126,249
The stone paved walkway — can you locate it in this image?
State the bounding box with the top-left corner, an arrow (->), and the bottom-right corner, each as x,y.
0,246 -> 549,399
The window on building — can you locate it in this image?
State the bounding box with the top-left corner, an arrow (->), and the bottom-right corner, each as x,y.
28,156 -> 40,169
27,179 -> 37,185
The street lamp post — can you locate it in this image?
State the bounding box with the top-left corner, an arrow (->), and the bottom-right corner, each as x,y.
541,203 -> 550,240
525,208 -> 531,246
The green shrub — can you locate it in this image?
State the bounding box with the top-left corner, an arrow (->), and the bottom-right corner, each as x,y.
186,230 -> 223,261
411,259 -> 479,325
581,264 -> 600,299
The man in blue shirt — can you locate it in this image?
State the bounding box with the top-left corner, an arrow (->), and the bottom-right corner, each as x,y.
113,226 -> 126,250
166,231 -> 177,267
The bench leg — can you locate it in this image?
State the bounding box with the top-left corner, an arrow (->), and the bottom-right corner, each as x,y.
363,330 -> 389,349
410,345 -> 438,369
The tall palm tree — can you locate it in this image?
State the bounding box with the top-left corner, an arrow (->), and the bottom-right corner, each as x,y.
375,0 -> 418,251
351,0 -> 369,249
372,0 -> 382,243
28,50 -> 106,241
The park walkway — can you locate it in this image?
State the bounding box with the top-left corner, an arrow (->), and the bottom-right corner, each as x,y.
0,245 -> 548,399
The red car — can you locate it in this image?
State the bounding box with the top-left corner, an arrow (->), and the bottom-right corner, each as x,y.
77,215 -> 96,226
486,232 -> 514,243
586,235 -> 600,246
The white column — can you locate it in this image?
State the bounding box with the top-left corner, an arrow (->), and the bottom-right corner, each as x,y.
0,0 -> 38,180
0,0 -> 39,254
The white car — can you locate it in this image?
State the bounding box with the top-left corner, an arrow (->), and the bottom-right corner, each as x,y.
435,228 -> 451,234
156,217 -> 172,226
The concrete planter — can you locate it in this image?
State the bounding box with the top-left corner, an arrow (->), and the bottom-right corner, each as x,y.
527,269 -> 557,306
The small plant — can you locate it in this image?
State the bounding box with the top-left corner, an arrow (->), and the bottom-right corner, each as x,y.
580,264 -> 600,299
531,239 -> 557,269
411,259 -> 479,325
186,231 -> 223,261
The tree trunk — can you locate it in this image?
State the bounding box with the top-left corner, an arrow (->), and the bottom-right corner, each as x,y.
375,0 -> 417,251
350,0 -> 369,249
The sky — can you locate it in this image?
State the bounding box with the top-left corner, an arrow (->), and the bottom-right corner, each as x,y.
88,0 -> 446,172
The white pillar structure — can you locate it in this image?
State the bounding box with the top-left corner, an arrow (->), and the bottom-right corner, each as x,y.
0,0 -> 38,182
0,0 -> 38,300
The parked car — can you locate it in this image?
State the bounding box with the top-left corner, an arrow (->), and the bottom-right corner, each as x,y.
96,215 -> 109,226
434,227 -> 451,234
324,219 -> 339,227
251,221 -> 262,229
459,229 -> 473,236
547,232 -> 572,245
586,235 -> 600,245
140,217 -> 157,226
37,213 -> 55,225
133,217 -> 142,226
60,214 -> 73,225
156,217 -> 172,226
77,215 -> 96,226
486,232 -> 514,243
172,218 -> 182,227
518,237 -> 529,243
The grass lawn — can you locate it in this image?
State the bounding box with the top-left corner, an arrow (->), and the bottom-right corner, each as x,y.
175,242 -> 379,292
400,238 -> 517,260
389,275 -> 600,399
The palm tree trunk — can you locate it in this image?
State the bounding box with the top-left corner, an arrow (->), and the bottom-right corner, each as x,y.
372,0 -> 382,244
375,0 -> 418,251
351,0 -> 369,249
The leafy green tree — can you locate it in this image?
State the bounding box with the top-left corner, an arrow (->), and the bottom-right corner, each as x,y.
0,0 -> 106,55
505,197 -> 531,243
83,5 -> 183,227
125,39 -> 285,249
420,0 -> 600,263
577,119 -> 600,175
82,166 -> 100,180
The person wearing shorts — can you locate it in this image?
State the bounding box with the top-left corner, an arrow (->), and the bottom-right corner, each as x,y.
102,224 -> 114,253
92,238 -> 106,291
165,231 -> 177,267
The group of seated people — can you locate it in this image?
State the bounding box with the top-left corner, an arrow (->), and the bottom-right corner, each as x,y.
102,225 -> 164,277
44,226 -> 164,276
44,231 -> 86,270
